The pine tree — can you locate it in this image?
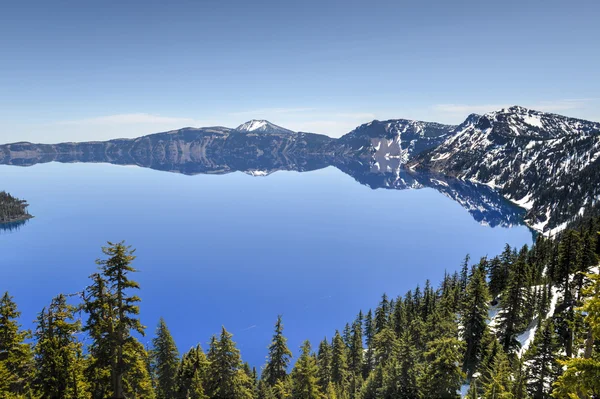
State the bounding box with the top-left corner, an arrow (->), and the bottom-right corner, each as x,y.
394,330 -> 421,399
491,245 -> 514,300
291,341 -> 322,399
523,318 -> 561,399
374,294 -> 390,334
176,345 -> 209,399
460,254 -> 471,293
348,320 -> 363,398
555,230 -> 580,305
263,315 -> 292,388
479,349 -> 513,399
34,294 -> 84,399
552,270 -> 600,398
497,250 -> 530,352
461,264 -> 490,376
330,331 -> 349,397
316,338 -> 332,392
0,292 -> 33,397
121,339 -> 156,398
83,241 -> 147,399
362,310 -> 374,378
151,318 -> 180,399
421,307 -> 464,399
206,327 -> 254,399
372,327 -> 398,367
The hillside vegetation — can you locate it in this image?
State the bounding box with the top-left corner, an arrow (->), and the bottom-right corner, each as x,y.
1,214 -> 600,398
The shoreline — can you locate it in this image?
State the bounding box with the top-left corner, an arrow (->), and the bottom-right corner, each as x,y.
0,214 -> 34,225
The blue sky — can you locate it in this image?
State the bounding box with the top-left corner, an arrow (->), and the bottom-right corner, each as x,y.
1,0 -> 599,142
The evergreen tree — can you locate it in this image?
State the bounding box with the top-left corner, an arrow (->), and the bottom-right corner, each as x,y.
176,345 -> 209,399
83,241 -> 147,398
461,264 -> 490,376
257,380 -> 276,399
460,254 -> 471,293
121,339 -> 156,398
552,270 -> 600,398
554,230 -> 580,305
374,294 -> 390,334
479,349 -> 513,399
348,320 -> 363,398
316,338 -> 332,392
421,307 -> 464,399
330,331 -> 349,397
372,327 -> 398,367
362,310 -> 374,378
0,292 -> 33,397
33,294 -> 84,399
151,318 -> 179,399
263,315 -> 292,388
394,330 -> 421,399
497,250 -> 530,352
523,318 -> 561,399
492,244 -> 515,300
206,327 -> 253,399
291,341 -> 322,399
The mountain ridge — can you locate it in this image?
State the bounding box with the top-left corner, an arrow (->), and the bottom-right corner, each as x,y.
2,108 -> 599,234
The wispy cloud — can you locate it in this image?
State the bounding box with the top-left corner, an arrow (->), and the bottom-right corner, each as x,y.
532,99 -> 596,112
432,104 -> 508,115
56,113 -> 204,126
433,99 -> 597,116
229,107 -> 316,117
333,112 -> 376,119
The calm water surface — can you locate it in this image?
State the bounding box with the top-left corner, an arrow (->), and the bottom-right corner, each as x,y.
0,162 -> 532,367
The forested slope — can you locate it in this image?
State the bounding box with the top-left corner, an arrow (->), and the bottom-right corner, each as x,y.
1,214 -> 600,398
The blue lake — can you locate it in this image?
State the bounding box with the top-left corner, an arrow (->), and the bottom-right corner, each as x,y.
0,162 -> 532,368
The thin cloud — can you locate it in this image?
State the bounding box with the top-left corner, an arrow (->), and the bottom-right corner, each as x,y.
55,113 -> 205,126
230,107 -> 316,117
333,112 -> 376,119
432,104 -> 509,115
433,99 -> 596,116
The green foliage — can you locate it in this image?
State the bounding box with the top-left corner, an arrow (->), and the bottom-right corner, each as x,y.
263,315 -> 292,388
176,345 -> 209,399
421,335 -> 465,398
0,292 -> 33,397
151,318 -> 180,399
523,318 -> 561,399
3,222 -> 600,399
479,349 -> 514,399
206,327 -> 254,399
461,262 -> 491,376
291,341 -> 321,399
83,241 -> 148,398
33,294 -> 84,399
0,191 -> 31,223
552,270 -> 600,398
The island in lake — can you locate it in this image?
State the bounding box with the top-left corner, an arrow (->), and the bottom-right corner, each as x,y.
0,191 -> 32,226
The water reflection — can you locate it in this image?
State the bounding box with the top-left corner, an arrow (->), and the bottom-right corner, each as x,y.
0,133 -> 526,229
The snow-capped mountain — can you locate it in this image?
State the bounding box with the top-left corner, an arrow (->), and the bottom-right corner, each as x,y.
3,107 -> 599,234
338,119 -> 457,163
235,120 -> 295,134
410,106 -> 600,233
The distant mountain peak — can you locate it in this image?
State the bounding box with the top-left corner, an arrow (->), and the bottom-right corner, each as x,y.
235,120 -> 295,134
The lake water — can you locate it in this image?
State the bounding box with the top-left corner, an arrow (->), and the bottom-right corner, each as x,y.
0,162 -> 532,368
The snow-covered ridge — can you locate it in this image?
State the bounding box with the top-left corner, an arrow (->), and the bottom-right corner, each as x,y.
339,118 -> 458,163
412,105 -> 600,233
235,120 -> 295,134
